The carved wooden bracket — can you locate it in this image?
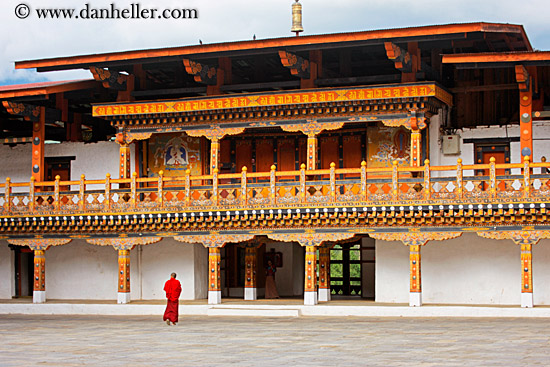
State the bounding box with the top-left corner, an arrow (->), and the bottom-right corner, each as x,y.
267,231 -> 355,247
385,42 -> 412,73
2,101 -> 40,121
370,231 -> 462,246
279,50 -> 310,79
90,66 -> 129,91
185,126 -> 245,141
281,120 -> 344,137
174,233 -> 255,248
183,59 -> 218,85
379,111 -> 427,131
124,131 -> 153,144
515,65 -> 530,92
87,237 -> 161,250
477,230 -> 550,245
8,238 -> 72,251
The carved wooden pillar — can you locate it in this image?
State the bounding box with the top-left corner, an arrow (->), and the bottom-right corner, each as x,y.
33,250 -> 46,303
7,239 -> 72,303
117,249 -> 131,304
409,112 -> 425,167
516,65 -> 533,159
244,246 -> 258,300
304,245 -> 318,305
210,138 -> 220,174
408,245 -> 422,306
208,247 -> 222,304
371,232 -> 462,307
318,246 -> 332,302
267,232 -> 355,306
116,133 -> 132,179
306,135 -> 317,171
32,107 -> 46,182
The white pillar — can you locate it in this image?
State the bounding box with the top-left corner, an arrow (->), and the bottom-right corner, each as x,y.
208,291 -> 222,305
118,292 -> 131,304
409,292 -> 422,307
244,287 -> 257,301
318,288 -> 331,302
304,291 -> 318,306
33,290 -> 46,304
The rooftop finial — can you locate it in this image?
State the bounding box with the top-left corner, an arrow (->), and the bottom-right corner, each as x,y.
291,0 -> 303,36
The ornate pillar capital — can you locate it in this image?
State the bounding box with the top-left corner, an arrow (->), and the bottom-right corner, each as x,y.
175,233 -> 255,248
86,237 -> 161,251
477,230 -> 550,246
370,231 -> 462,246
267,231 -> 356,247
8,238 -> 72,251
185,125 -> 245,141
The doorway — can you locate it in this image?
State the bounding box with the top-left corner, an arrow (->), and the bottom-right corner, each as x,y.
330,240 -> 362,297
11,246 -> 33,297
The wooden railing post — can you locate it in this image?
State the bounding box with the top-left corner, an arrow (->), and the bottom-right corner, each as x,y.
79,174 -> 85,211
523,155 -> 531,199
185,169 -> 191,206
241,166 -> 248,206
54,175 -> 60,211
330,162 -> 336,203
489,157 -> 496,198
392,160 -> 399,201
4,177 -> 11,213
361,161 -> 367,201
456,158 -> 463,199
158,170 -> 164,208
300,163 -> 306,203
104,173 -> 111,210
29,177 -> 35,213
423,159 -> 431,201
270,165 -> 277,206
131,172 -> 137,209
212,168 -> 218,206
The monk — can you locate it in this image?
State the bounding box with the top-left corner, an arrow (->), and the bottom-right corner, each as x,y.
163,272 -> 182,326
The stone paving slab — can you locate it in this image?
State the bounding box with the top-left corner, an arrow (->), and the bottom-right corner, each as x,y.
1,315 -> 550,366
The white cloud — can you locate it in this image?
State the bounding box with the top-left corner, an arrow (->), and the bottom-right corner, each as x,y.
0,0 -> 549,84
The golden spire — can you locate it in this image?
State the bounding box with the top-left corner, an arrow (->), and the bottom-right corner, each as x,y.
291,0 -> 304,36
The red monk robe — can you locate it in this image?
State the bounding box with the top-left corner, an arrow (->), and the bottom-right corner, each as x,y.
163,274 -> 182,325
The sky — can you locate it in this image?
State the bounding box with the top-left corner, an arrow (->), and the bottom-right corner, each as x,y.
1,0 -> 549,85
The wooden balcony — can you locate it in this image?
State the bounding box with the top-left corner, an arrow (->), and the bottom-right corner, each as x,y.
1,157 -> 550,237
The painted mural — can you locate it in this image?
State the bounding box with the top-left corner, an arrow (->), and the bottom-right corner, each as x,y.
148,133 -> 202,177
367,125 -> 410,168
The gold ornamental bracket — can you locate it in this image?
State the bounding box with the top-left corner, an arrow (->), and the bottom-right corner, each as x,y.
477,230 -> 550,246
7,238 -> 72,251
281,120 -> 344,137
370,232 -> 462,246
174,233 -> 255,248
380,110 -> 428,131
87,237 -> 161,250
267,231 -> 356,247
185,125 -> 245,141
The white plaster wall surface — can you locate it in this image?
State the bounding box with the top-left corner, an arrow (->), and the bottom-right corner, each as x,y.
533,240 -> 550,305
194,244 -> 208,299
0,243 -> 14,298
0,141 -> 135,191
375,240 -> 409,303
46,240 -> 118,300
140,238 -> 196,300
422,233 -> 519,305
293,243 -> 305,296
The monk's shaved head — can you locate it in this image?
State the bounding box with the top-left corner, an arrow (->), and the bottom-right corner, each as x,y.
171,272 -> 177,278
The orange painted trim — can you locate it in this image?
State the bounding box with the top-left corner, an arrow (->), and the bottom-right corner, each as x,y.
0,80 -> 98,98
442,51 -> 550,64
16,23 -> 530,70
93,83 -> 452,117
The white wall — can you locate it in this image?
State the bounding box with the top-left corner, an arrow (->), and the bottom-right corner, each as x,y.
0,141 -> 136,191
375,233 -> 550,305
140,238 -> 203,300
0,243 -> 14,299
46,240 -> 118,300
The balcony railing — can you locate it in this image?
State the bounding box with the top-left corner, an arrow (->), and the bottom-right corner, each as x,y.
1,157 -> 550,217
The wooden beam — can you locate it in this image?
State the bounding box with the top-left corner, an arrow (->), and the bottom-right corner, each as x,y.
449,83 -> 517,93
515,65 -> 530,92
279,50 -> 310,79
182,59 -> 218,85
385,42 -> 412,73
442,51 -> 550,64
89,66 -> 128,91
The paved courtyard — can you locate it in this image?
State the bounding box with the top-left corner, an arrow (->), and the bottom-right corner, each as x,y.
1,315 -> 549,366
